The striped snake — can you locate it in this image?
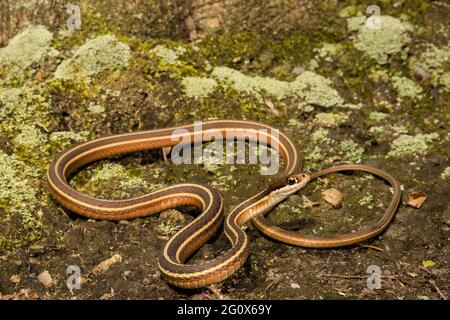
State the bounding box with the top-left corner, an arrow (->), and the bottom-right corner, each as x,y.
47,120 -> 401,288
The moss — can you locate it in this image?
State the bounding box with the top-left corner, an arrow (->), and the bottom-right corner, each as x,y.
13,125 -> 49,161
388,133 -> 439,157
157,220 -> 182,236
305,146 -> 325,163
391,76 -> 423,100
181,77 -> 218,98
49,131 -> 90,152
0,151 -> 43,253
369,112 -> 389,121
339,139 -> 364,163
441,167 -> 450,180
315,112 -> 348,126
54,35 -> 131,80
348,15 -> 413,64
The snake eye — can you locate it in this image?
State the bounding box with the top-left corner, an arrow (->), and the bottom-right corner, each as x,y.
287,177 -> 297,185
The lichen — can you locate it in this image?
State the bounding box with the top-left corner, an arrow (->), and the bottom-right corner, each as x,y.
388,133 -> 439,157
311,128 -> 331,144
369,112 -> 389,121
441,167 -> 450,180
359,194 -> 374,206
391,76 -> 423,100
0,151 -> 43,252
348,15 -> 413,64
181,77 -> 218,98
151,45 -> 185,65
409,42 -> 450,88
315,112 -> 348,126
291,71 -> 345,108
54,35 -> 131,80
339,139 -> 364,162
0,25 -> 57,83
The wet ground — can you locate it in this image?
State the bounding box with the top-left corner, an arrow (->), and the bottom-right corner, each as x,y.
0,0 -> 448,300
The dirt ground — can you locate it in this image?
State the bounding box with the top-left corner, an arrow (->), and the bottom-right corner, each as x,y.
0,0 -> 448,300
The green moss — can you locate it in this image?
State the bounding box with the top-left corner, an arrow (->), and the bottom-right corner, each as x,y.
181,77 -> 218,98
0,151 -> 43,253
439,72 -> 450,92
13,124 -> 49,160
388,133 -> 439,157
348,15 -> 413,64
54,35 -> 131,80
157,220 -> 182,236
391,76 -> 423,100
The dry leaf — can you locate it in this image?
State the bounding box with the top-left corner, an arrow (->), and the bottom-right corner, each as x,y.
38,271 -> 53,288
407,192 -> 426,209
322,188 -> 343,208
91,254 -> 122,276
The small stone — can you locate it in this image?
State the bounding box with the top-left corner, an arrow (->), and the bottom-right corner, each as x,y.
291,283 -> 300,289
91,254 -> 122,276
10,274 -> 21,284
407,192 -> 426,209
322,188 -> 343,208
38,271 -> 53,288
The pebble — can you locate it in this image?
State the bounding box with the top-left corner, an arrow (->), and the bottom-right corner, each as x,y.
38,270 -> 54,288
322,188 -> 343,208
91,254 -> 122,276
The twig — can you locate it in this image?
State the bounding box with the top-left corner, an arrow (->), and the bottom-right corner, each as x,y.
428,280 -> 447,300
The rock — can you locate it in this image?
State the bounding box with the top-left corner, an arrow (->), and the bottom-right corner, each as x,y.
10,274 -> 20,284
91,254 -> 122,276
291,283 -> 300,289
38,270 -> 53,288
322,188 -> 343,208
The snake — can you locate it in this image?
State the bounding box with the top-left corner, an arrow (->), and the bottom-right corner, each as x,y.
47,120 -> 401,289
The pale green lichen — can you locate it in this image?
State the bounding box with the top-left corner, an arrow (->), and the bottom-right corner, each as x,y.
409,42 -> 450,88
0,25 -> 57,83
0,151 -> 43,252
0,84 -> 53,135
359,194 -> 374,206
339,139 -> 364,162
391,76 -> 423,100
388,133 -> 439,157
369,112 -> 389,121
88,102 -> 106,115
208,67 -> 345,106
369,126 -> 384,134
439,72 -> 450,92
305,146 -> 325,162
441,167 -> 450,180
54,35 -> 131,80
291,71 -> 344,108
315,112 -> 348,126
181,77 -> 218,98
349,15 -> 413,64
13,124 -> 49,159
49,131 -> 90,150
151,45 -> 185,65
157,220 -> 182,236
311,128 -> 331,144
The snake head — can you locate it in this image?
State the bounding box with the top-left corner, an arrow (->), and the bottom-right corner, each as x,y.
269,172 -> 311,200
